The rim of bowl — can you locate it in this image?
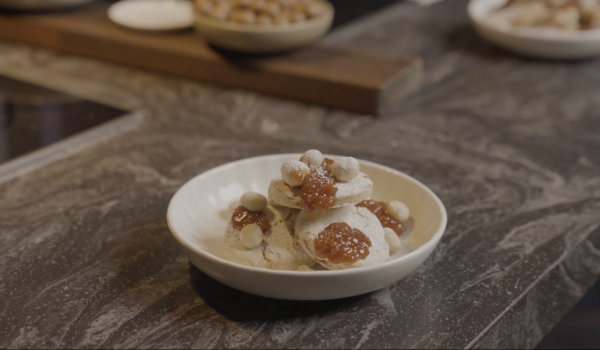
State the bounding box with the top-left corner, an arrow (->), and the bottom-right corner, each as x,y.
167,153 -> 448,277
468,0 -> 600,43
194,0 -> 334,33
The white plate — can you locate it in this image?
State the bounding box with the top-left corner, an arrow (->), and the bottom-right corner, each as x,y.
468,0 -> 600,59
167,154 -> 447,300
108,0 -> 194,31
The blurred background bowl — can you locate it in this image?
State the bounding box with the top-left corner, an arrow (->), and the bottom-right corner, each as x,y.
194,0 -> 334,53
468,0 -> 600,60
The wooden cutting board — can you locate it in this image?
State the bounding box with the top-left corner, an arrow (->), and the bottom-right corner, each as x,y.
0,2 -> 423,116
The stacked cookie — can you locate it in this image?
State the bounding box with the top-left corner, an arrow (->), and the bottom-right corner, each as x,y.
223,149 -> 410,271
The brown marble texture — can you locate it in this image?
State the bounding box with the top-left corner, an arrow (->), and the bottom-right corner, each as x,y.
1,0 -> 600,348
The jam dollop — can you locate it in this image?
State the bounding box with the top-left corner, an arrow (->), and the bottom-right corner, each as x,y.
231,206 -> 270,233
357,200 -> 406,236
300,158 -> 338,212
314,222 -> 372,264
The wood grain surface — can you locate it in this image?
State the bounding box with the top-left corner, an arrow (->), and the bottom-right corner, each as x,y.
0,2 -> 422,115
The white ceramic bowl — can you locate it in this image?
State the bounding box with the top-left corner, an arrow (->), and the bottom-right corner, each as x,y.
108,0 -> 195,32
468,0 -> 600,59
193,0 -> 334,53
167,154 -> 447,300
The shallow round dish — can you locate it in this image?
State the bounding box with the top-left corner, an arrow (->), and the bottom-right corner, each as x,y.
468,0 -> 600,59
108,0 -> 194,32
167,154 -> 447,300
193,0 -> 334,53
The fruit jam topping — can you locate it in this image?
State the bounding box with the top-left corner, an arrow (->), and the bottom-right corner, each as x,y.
357,200 -> 406,236
300,158 -> 338,212
314,222 -> 372,264
231,206 -> 270,233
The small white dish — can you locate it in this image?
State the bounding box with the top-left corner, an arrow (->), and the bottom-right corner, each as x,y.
108,0 -> 194,32
468,0 -> 600,59
167,154 -> 447,300
194,0 -> 334,53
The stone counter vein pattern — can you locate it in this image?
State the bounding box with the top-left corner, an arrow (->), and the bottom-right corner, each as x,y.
1,0 -> 600,348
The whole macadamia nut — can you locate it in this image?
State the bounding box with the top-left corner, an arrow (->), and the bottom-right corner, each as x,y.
384,227 -> 402,254
281,160 -> 310,187
251,0 -> 266,10
256,14 -> 273,25
304,2 -> 324,17
386,200 -> 410,221
229,9 -> 256,24
196,0 -> 214,15
263,1 -> 281,15
210,3 -> 232,19
273,12 -> 290,25
240,192 -> 268,212
300,149 -> 323,166
239,224 -> 264,249
331,157 -> 359,182
289,10 -> 306,22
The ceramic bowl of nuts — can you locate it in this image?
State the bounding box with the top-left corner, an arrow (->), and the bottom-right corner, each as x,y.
167,152 -> 447,300
194,0 -> 334,53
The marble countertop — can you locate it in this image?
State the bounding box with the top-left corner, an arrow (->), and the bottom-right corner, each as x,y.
2,0 -> 600,348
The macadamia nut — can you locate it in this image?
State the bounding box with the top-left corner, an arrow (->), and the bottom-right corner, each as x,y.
289,10 -> 306,22
229,8 -> 256,23
300,149 -> 323,166
239,224 -> 264,249
331,157 -> 359,182
240,192 -> 268,212
384,227 -> 401,254
297,265 -> 314,271
263,1 -> 281,15
273,12 -> 290,25
256,14 -> 273,25
210,3 -> 232,20
304,2 -> 324,17
281,160 -> 310,187
386,200 -> 410,222
196,0 -> 214,15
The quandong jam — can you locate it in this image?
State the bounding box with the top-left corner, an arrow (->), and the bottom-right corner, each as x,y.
231,206 -> 270,233
300,158 -> 338,212
314,222 -> 372,264
357,200 -> 405,236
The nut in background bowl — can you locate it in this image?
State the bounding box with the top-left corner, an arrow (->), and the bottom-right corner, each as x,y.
194,0 -> 334,53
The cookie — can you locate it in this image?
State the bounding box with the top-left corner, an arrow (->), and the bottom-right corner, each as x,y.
295,205 -> 389,270
268,172 -> 372,210
223,204 -> 316,270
